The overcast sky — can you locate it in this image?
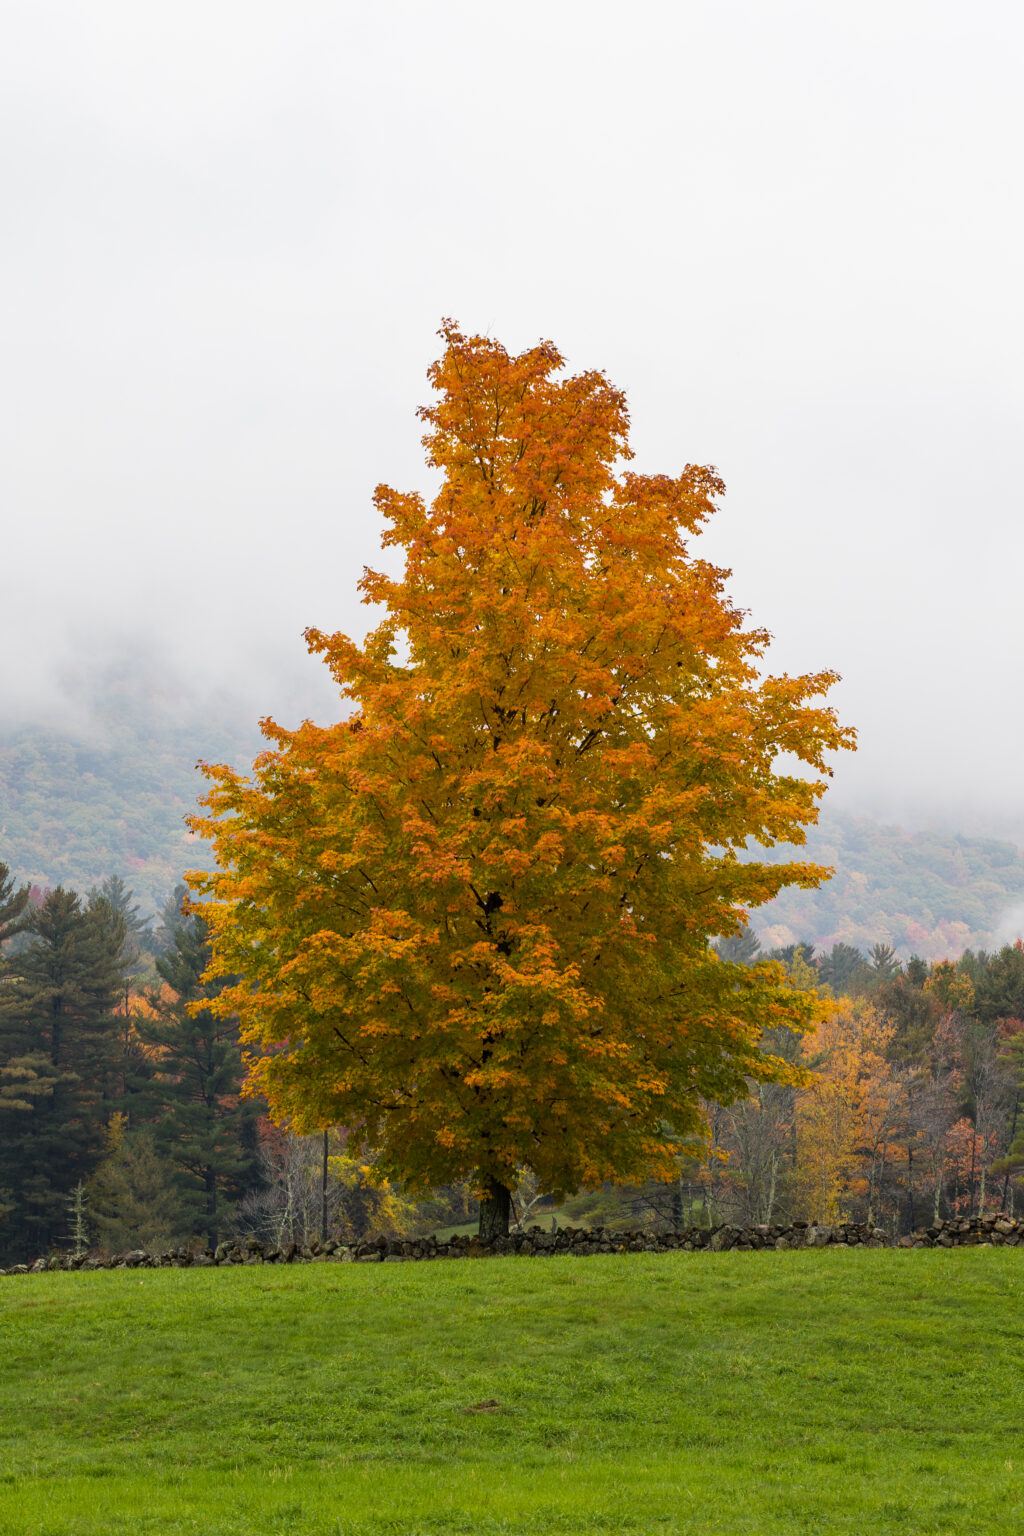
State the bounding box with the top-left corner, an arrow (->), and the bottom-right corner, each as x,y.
3,1 -> 1022,834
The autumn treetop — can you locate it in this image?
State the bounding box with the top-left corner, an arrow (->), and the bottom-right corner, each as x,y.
188,320 -> 854,1236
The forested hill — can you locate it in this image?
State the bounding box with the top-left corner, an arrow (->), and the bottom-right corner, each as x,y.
0,694 -> 262,915
752,812 -> 1024,961
2,698 -> 1024,958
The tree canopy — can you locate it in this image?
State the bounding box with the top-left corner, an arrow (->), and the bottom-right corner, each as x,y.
189,322 -> 854,1235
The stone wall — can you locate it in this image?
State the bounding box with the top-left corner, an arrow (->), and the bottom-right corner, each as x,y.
2,1212 -> 1021,1274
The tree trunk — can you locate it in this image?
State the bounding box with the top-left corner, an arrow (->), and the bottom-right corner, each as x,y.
765,1152 -> 777,1226
1002,1094 -> 1019,1212
205,1166 -> 218,1250
478,1176 -> 512,1240
321,1129 -> 329,1245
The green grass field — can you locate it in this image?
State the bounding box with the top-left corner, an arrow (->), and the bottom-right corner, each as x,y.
2,1250 -> 1022,1535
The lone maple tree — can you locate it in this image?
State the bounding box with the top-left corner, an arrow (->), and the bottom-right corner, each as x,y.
189,322 -> 854,1237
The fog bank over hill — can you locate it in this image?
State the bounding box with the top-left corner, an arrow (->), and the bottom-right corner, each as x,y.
0,670 -> 265,914
1,634 -> 346,743
751,813 -> 1024,962
6,637 -> 1024,855
1,670 -> 1023,960
3,3 -> 1024,852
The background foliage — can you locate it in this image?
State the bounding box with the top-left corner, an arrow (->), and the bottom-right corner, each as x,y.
753,812 -> 1024,960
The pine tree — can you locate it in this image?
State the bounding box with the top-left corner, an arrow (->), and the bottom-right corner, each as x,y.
0,861 -> 30,949
817,942 -> 869,996
715,924 -> 761,965
86,1113 -> 186,1252
992,1026 -> 1024,1211
94,874 -> 152,969
135,912 -> 260,1248
868,942 -> 902,984
152,884 -> 188,959
906,956 -> 928,988
967,944 -> 1024,1212
973,942 -> 1024,1026
767,943 -> 817,968
86,881 -> 153,1103
66,1180 -> 89,1259
0,888 -> 125,1260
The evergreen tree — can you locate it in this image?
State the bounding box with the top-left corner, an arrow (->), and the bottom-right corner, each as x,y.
905,955 -> 928,988
152,883 -> 189,959
963,943 -> 1024,1211
0,861 -> 30,948
992,1025 -> 1024,1207
0,889 -> 125,1260
135,913 -> 260,1247
87,881 -> 154,1102
877,974 -> 942,1065
715,924 -> 761,965
973,942 -> 1024,1026
766,942 -> 816,968
87,1113 -> 187,1252
817,942 -> 869,996
66,1180 -> 90,1260
868,942 -> 901,984
94,874 -> 152,968
0,1055 -> 75,1231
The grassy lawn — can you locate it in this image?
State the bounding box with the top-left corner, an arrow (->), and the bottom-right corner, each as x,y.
1,1250 -> 1022,1535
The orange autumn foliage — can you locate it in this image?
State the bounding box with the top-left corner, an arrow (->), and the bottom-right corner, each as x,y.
188,322 -> 854,1203
793,1001 -> 899,1223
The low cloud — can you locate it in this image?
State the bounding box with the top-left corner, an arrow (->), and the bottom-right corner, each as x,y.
991,905 -> 1024,952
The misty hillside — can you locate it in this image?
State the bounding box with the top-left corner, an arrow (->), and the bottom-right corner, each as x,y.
751,813 -> 1024,960
2,694 -> 1024,960
0,684 -> 263,915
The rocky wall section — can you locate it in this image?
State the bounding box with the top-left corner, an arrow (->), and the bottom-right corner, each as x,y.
2,1213 -> 1022,1274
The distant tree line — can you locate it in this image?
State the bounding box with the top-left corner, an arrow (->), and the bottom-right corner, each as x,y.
1,858 -> 1022,1260
0,863 -> 478,1263
697,927 -> 1024,1234
0,863 -> 261,1263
